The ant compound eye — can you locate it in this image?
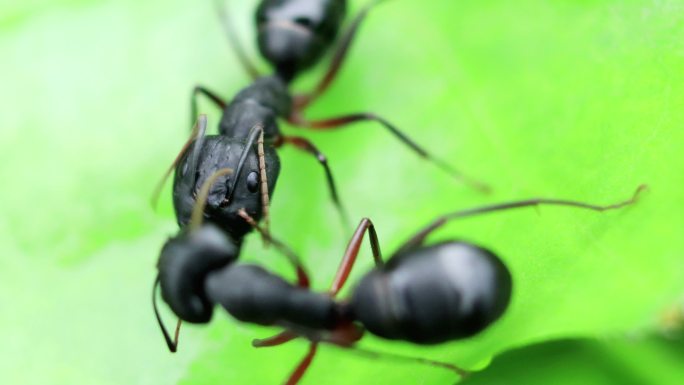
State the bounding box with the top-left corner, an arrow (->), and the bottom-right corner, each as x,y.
247,171 -> 259,193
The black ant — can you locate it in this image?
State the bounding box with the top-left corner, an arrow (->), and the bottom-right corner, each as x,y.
155,173 -> 645,383
154,0 -> 490,228
150,0 -> 491,338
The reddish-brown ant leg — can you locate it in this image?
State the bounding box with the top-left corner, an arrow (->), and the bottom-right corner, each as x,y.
294,0 -> 387,111
253,218 -> 382,353
190,86 -> 226,128
339,345 -> 469,378
213,0 -> 261,80
278,135 -> 350,230
325,322 -> 365,347
285,343 -> 318,385
237,209 -> 311,288
288,113 -> 490,194
252,330 -> 299,348
395,184 -> 648,255
329,218 -> 382,297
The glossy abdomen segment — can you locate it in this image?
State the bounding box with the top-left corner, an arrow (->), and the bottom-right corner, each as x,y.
352,242 -> 512,344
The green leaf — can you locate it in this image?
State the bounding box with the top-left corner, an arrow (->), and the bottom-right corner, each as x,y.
1,0 -> 683,385
464,333 -> 684,385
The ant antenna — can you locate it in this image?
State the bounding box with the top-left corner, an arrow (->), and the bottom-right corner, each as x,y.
187,116 -> 210,186
151,115 -> 208,209
257,129 -> 272,242
153,166 -> 233,353
238,208 -> 310,288
397,184 -> 648,254
213,0 -> 261,80
152,276 -> 182,352
189,167 -> 234,232
226,124 -> 263,203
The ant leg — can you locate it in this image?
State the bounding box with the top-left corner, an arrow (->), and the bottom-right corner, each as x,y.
252,330 -> 299,348
329,218 -> 383,297
289,113 -> 490,193
212,0 -> 261,80
339,345 -> 468,378
396,184 -> 648,254
279,135 -> 350,230
190,85 -> 226,128
151,115 -> 209,209
293,0 -> 388,111
285,343 -> 319,385
237,209 -> 310,288
152,276 -> 183,352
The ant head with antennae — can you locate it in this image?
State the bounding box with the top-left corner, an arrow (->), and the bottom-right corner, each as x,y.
173,136 -> 281,239
157,223 -> 239,323
256,0 -> 346,80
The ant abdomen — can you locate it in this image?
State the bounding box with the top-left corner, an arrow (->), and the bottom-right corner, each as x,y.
256,0 -> 347,79
351,242 -> 512,344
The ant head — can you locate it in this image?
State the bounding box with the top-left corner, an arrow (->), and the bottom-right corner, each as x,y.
157,223 -> 239,323
256,0 -> 346,79
351,241 -> 512,344
173,136 -> 281,239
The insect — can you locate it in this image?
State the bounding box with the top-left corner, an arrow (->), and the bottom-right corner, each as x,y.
155,178 -> 645,384
150,0 -> 466,351
160,0 -> 489,229
151,0 -> 491,336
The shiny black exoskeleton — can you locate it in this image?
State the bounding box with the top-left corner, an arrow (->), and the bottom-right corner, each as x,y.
153,0 -> 359,354
172,0 -> 350,241
256,0 -> 347,80
173,76 -> 289,240
158,224 -> 239,323
200,240 -> 511,344
173,0 -> 490,240
352,241 -> 511,344
157,187 -> 643,384
173,136 -> 280,240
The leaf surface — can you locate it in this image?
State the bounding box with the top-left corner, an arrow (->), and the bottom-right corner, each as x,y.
1,0 -> 683,384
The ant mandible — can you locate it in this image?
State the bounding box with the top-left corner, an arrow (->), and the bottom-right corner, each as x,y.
155,173 -> 645,384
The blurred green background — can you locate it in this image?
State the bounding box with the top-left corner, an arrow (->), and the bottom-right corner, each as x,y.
1,0 -> 683,384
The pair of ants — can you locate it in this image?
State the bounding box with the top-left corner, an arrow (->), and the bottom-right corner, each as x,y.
151,0 -> 646,384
